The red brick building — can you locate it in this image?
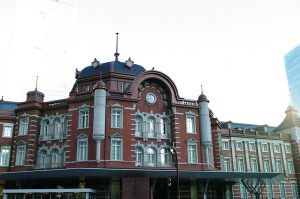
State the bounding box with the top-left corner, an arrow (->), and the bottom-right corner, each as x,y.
0,51 -> 296,198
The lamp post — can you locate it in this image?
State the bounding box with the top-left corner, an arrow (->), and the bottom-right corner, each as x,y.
168,145 -> 180,199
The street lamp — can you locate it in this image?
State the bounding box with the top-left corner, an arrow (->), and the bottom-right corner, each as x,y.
168,144 -> 180,199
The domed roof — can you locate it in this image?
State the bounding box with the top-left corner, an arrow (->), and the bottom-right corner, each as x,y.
198,94 -> 209,102
94,80 -> 107,90
78,61 -> 146,78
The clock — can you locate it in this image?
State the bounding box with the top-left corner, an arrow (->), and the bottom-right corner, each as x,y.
146,93 -> 157,104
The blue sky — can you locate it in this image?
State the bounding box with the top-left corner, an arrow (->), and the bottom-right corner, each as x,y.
1,0 -> 300,126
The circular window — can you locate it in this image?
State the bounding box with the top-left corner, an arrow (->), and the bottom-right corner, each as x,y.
146,92 -> 157,104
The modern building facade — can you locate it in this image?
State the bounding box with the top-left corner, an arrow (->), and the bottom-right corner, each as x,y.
284,45 -> 300,112
0,49 -> 298,198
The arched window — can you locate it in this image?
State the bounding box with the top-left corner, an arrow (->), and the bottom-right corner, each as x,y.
160,118 -> 167,135
53,118 -> 61,139
135,116 -> 143,136
42,120 -> 50,137
135,147 -> 143,166
160,148 -> 170,166
50,149 -> 59,167
39,149 -> 47,168
147,147 -> 156,167
148,117 -> 155,135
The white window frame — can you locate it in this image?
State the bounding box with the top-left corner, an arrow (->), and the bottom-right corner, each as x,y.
275,159 -> 283,173
279,182 -> 286,199
287,159 -> 295,174
237,158 -> 245,172
0,146 -> 10,167
160,148 -> 171,166
16,143 -> 26,166
223,157 -> 231,171
78,109 -> 89,129
147,117 -> 156,135
19,117 -> 29,136
222,140 -> 230,150
291,182 -> 298,199
147,147 -> 157,167
110,137 -> 122,161
39,149 -> 48,168
111,108 -> 123,128
240,184 -> 247,199
135,147 -> 143,166
160,118 -> 168,135
187,141 -> 198,164
2,123 -> 13,138
285,144 -> 292,153
266,180 -> 273,199
261,143 -> 268,152
186,115 -> 196,134
77,138 -> 88,161
274,144 -> 281,153
263,159 -> 271,172
249,142 -> 255,152
50,149 -> 59,167
135,116 -> 143,135
236,141 -> 243,151
250,158 -> 258,172
53,118 -> 62,138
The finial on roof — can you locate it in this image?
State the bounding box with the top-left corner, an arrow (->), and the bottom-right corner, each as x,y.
114,33 -> 120,61
201,85 -> 203,94
35,76 -> 38,91
1,96 -> 3,101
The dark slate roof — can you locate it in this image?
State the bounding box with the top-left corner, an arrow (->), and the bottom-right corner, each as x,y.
0,102 -> 18,111
220,122 -> 275,132
79,61 -> 146,78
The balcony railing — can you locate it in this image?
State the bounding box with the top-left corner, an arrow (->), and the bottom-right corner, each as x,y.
35,162 -> 64,169
39,132 -> 67,141
135,131 -> 171,140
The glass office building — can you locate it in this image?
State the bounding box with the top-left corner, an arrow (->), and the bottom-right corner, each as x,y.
285,45 -> 300,112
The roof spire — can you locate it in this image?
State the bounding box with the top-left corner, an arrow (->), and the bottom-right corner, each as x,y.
201,85 -> 203,94
35,76 -> 38,91
114,32 -> 120,61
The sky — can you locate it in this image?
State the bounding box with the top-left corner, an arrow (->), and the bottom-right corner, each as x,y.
0,0 -> 300,126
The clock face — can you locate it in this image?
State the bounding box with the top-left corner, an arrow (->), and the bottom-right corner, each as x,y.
146,93 -> 157,104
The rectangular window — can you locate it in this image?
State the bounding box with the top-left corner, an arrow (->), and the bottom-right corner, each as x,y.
19,117 -> 28,136
240,184 -> 247,199
291,182 -> 298,199
263,159 -> 271,172
274,144 -> 281,153
16,145 -> 25,166
111,138 -> 122,161
285,144 -> 292,153
186,116 -> 195,134
275,159 -> 282,172
236,142 -> 243,151
279,182 -> 286,198
266,181 -> 273,199
79,109 -> 89,129
222,140 -> 230,150
251,158 -> 258,172
111,109 -> 122,128
77,139 -> 88,161
188,143 -> 197,163
261,143 -> 268,152
223,157 -> 230,171
288,160 -> 295,174
249,142 -> 255,151
2,124 -> 13,138
237,158 -> 244,172
0,146 -> 10,166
